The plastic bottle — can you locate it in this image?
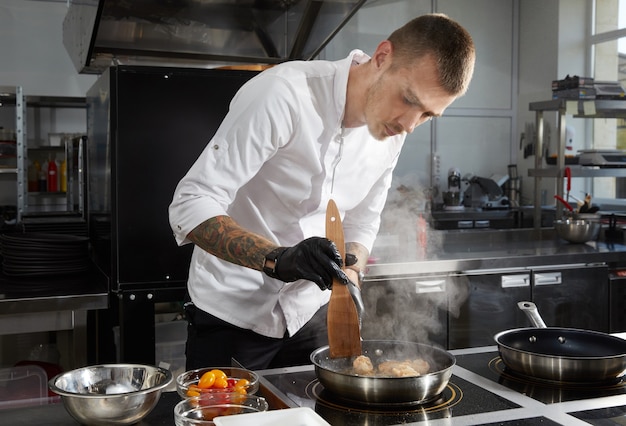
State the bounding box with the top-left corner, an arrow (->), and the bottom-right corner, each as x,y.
38,161 -> 47,192
47,156 -> 58,192
60,158 -> 67,192
28,160 -> 39,192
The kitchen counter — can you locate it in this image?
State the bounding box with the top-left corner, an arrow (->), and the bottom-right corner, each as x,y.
5,342 -> 626,425
366,228 -> 626,278
0,266 -> 109,366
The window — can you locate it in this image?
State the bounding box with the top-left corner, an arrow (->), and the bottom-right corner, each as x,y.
591,0 -> 626,198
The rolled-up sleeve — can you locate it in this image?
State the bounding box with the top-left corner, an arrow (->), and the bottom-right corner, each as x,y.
168,73 -> 297,245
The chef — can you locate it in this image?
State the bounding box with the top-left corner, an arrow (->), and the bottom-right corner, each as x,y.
169,13 -> 475,370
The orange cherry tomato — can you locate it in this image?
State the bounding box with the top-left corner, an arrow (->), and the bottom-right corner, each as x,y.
198,371 -> 216,389
186,384 -> 201,397
234,378 -> 249,389
213,376 -> 229,389
210,369 -> 227,381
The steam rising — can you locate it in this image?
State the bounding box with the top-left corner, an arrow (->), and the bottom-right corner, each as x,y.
363,175 -> 469,348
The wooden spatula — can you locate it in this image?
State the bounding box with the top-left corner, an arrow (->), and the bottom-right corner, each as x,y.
325,199 -> 362,358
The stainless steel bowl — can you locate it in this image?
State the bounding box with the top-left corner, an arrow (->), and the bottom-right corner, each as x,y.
311,340 -> 455,404
554,219 -> 601,243
49,364 -> 172,426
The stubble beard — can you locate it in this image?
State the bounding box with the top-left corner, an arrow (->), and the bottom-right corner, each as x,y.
363,73 -> 390,142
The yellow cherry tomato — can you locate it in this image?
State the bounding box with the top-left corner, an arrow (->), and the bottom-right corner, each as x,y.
198,371 -> 216,389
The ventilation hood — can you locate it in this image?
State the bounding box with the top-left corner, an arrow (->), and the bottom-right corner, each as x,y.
63,0 -> 368,74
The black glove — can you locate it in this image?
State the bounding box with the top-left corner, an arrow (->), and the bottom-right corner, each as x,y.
263,237 -> 349,290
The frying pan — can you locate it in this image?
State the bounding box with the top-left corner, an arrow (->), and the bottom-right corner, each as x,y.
494,301 -> 626,382
310,340 -> 455,404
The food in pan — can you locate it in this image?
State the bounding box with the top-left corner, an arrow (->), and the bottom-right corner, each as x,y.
351,355 -> 431,377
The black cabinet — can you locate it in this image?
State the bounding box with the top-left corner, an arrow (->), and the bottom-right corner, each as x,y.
361,275 -> 448,348
86,66 -> 259,363
531,264 -> 609,332
448,270 -> 530,349
448,264 -> 609,350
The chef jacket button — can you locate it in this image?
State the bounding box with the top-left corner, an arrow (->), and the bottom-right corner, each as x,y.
213,144 -> 219,150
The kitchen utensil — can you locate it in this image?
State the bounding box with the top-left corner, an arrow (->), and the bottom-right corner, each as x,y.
579,192 -> 592,213
554,218 -> 601,243
48,364 -> 172,426
564,167 -> 571,202
325,199 -> 361,358
494,302 -> 626,382
310,340 -> 455,404
553,195 -> 573,212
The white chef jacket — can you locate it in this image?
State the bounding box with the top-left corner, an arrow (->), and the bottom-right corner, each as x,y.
169,50 -> 406,338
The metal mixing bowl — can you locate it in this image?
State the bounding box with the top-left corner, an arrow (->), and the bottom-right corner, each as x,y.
554,219 -> 601,243
49,364 -> 172,425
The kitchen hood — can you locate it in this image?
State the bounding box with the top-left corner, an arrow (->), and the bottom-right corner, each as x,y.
63,0 -> 368,74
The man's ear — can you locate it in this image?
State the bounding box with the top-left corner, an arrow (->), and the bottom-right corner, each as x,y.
372,40 -> 393,69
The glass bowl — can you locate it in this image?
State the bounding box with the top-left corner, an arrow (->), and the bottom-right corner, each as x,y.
176,367 -> 259,399
173,394 -> 268,425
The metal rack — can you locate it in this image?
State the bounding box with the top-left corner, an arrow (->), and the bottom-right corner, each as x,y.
0,86 -> 86,222
0,86 -> 26,221
528,98 -> 626,228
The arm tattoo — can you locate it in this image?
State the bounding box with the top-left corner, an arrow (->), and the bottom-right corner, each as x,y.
187,216 -> 277,271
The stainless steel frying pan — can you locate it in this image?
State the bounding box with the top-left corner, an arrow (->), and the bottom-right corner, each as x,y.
310,339 -> 455,404
495,301 -> 626,382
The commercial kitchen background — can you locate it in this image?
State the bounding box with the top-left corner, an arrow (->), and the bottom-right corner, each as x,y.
0,0 -> 623,374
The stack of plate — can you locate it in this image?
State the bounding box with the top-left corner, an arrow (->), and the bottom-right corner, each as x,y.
0,233 -> 89,277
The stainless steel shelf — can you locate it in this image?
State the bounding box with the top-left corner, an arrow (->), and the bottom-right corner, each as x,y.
529,99 -> 626,118
0,167 -> 17,174
529,166 -> 626,178
529,98 -> 626,228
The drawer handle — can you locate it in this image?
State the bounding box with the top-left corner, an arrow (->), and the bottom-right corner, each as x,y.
501,274 -> 530,288
415,279 -> 446,293
535,272 -> 562,286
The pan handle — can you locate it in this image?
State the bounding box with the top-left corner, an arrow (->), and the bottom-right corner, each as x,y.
517,301 -> 548,328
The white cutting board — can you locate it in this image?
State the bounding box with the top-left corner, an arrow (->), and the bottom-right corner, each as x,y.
213,407 -> 330,426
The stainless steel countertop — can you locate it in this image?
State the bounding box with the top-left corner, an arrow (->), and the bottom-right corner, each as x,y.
366,228 -> 626,278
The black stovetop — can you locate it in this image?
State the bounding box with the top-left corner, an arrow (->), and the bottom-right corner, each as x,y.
258,346 -> 626,425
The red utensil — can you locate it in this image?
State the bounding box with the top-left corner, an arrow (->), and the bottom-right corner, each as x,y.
554,194 -> 574,212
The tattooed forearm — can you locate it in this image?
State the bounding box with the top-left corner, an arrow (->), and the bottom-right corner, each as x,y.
188,216 -> 277,271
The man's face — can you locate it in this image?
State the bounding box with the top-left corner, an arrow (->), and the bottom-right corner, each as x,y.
364,53 -> 457,141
